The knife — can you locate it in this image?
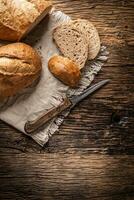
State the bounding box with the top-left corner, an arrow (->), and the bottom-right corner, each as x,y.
25,79 -> 110,134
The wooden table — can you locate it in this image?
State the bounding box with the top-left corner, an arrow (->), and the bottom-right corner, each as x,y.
0,1 -> 134,199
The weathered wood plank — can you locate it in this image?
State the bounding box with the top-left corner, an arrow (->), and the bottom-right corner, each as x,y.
0,155 -> 134,200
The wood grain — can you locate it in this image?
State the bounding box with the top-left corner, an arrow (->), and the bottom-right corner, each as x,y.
0,154 -> 134,200
0,0 -> 134,199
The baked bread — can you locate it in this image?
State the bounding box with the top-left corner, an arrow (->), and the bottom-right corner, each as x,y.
48,55 -> 81,87
53,19 -> 100,67
53,24 -> 88,69
0,43 -> 42,99
0,0 -> 52,41
70,19 -> 101,60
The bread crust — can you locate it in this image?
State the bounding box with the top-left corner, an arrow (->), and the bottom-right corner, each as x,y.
0,43 -> 42,98
48,55 -> 81,88
28,0 -> 52,12
0,23 -> 20,42
0,0 -> 52,41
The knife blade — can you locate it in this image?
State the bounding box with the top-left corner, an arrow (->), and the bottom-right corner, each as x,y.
25,79 -> 110,134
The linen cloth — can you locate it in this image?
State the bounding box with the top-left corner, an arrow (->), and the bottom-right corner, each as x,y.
0,10 -> 109,146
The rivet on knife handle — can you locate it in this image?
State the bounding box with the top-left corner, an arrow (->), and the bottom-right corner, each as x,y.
25,98 -> 72,134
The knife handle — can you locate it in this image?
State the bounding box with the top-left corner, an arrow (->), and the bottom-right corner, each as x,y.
25,98 -> 72,134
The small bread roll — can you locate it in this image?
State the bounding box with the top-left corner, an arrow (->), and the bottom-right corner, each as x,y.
48,55 -> 81,87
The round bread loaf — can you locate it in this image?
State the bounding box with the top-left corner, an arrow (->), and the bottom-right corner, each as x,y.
48,55 -> 81,88
0,43 -> 42,99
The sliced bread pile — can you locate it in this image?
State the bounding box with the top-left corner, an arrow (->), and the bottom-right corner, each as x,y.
53,19 -> 100,69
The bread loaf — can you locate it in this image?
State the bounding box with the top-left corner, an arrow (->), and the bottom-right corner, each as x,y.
0,0 -> 52,41
0,43 -> 42,99
48,55 -> 81,87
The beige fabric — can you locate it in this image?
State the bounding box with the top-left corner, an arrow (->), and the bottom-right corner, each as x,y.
0,11 -> 108,146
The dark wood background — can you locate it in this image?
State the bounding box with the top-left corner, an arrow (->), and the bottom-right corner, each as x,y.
0,0 -> 134,199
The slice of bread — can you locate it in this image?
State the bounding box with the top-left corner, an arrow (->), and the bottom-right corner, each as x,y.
53,24 -> 88,69
71,19 -> 101,60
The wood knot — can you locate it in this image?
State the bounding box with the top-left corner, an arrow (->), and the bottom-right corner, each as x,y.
111,110 -> 128,127
111,111 -> 121,124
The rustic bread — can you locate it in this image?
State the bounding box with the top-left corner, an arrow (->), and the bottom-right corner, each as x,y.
0,43 -> 42,99
0,23 -> 20,42
48,55 -> 81,87
0,0 -> 52,41
53,24 -> 88,69
53,19 -> 100,66
71,19 -> 101,60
